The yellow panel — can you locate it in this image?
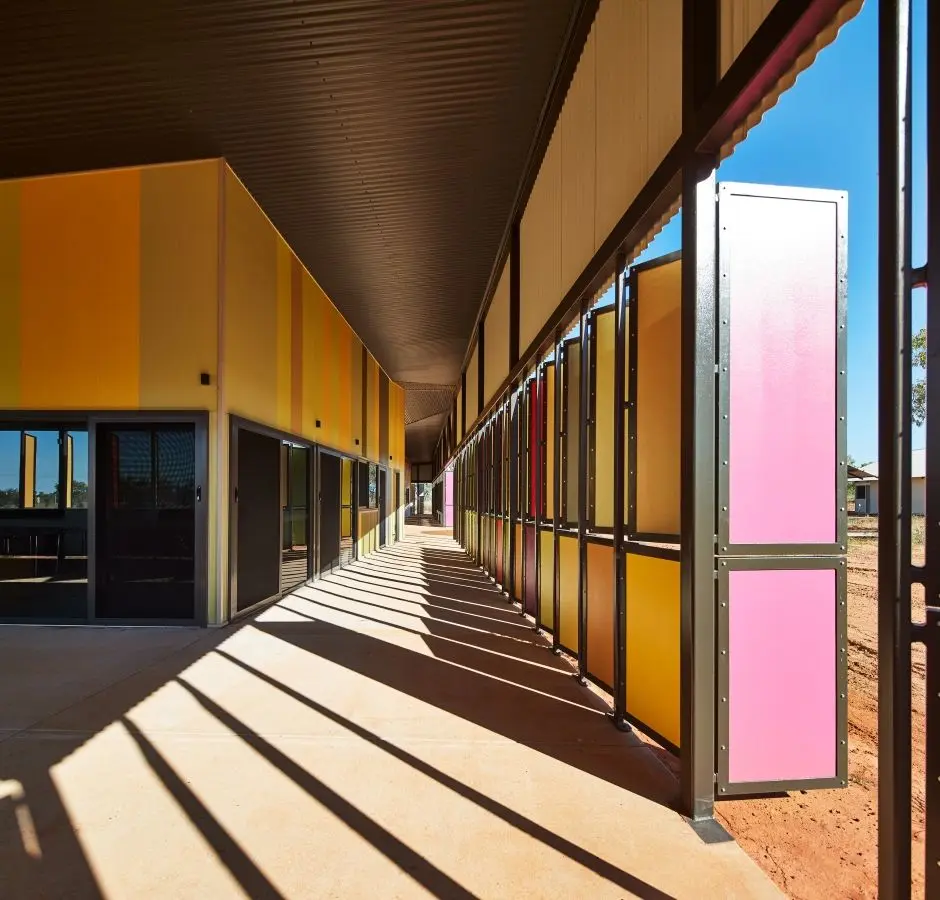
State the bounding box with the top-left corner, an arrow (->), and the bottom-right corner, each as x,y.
636,259 -> 681,536
223,168 -> 277,423
564,343 -> 581,523
0,180 -> 21,407
22,434 -> 36,508
465,344 -> 479,432
626,552 -> 680,747
558,534 -> 579,651
586,541 -> 614,688
140,161 -> 219,410
544,364 -> 555,519
276,240 -> 293,430
21,168 -> 141,408
623,304 -> 631,523
456,388 -> 463,442
539,530 -> 554,628
720,0 -> 775,75
647,0 -> 683,173
484,261 -> 510,404
520,126 -> 561,354
560,26 -> 596,295
595,0 -> 649,245
593,310 -> 615,528
514,523 -> 523,600
350,337 -> 363,449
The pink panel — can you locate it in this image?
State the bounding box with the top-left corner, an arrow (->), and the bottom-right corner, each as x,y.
727,194 -> 837,544
729,569 -> 836,783
524,524 -> 537,615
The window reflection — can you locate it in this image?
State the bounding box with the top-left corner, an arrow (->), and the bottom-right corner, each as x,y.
0,426 -> 89,620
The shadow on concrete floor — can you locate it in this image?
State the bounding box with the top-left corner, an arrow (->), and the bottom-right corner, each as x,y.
0,531 -> 776,899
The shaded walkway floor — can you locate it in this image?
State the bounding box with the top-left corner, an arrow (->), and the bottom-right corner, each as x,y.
0,529 -> 779,898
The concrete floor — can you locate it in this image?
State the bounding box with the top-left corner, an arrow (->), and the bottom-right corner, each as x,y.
0,529 -> 780,899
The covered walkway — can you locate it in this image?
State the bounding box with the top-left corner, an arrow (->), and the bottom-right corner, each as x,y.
0,528 -> 777,899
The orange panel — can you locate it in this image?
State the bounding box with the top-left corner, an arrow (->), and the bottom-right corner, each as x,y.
21,169 -> 141,408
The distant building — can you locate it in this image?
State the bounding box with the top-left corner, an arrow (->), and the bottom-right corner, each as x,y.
850,449 -> 926,515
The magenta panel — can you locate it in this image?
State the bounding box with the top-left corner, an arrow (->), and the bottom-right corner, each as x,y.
727,194 -> 837,545
524,524 -> 537,615
728,569 -> 836,783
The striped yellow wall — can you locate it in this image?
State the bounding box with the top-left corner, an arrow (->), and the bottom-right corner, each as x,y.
221,165 -> 403,466
0,160 -> 220,411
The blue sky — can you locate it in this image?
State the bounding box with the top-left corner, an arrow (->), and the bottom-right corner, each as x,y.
636,0 -> 926,465
0,430 -> 88,495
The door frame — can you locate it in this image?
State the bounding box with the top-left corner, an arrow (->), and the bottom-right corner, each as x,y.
89,410 -> 210,627
228,415 -> 316,621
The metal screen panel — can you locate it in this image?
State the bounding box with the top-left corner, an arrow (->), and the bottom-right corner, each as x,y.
717,557 -> 847,795
630,255 -> 681,541
539,529 -> 555,629
625,547 -> 680,750
557,534 -> 579,652
586,540 -> 614,689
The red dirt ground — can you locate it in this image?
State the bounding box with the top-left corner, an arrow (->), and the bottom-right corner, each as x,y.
715,534 -> 926,899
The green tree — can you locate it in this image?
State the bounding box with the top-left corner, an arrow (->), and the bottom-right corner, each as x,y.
913,327 -> 927,426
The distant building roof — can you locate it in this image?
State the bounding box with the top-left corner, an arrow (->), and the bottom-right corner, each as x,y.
858,448 -> 926,480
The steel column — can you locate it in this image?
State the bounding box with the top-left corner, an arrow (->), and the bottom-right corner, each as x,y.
925,0 -> 940,882
612,253 -> 628,729
679,157 -> 718,822
878,1 -> 913,895
577,297 -> 590,683
553,335 -> 563,653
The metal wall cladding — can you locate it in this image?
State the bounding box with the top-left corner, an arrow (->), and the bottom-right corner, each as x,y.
484,261 -> 511,409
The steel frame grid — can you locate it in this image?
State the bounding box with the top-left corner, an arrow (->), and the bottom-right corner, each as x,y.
715,555 -> 848,797
626,249 -> 683,546
715,182 -> 848,559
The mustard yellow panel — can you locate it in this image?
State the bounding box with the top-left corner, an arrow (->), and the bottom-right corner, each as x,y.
140,161 -> 219,410
636,259 -> 681,536
593,310 -> 615,528
558,534 -> 579,651
626,552 -> 680,747
21,168 -> 141,408
223,168 -> 278,424
564,343 -> 581,522
466,345 -> 479,431
484,262 -> 510,404
586,541 -> 614,688
539,530 -> 554,628
0,181 -> 21,407
275,240 -> 293,430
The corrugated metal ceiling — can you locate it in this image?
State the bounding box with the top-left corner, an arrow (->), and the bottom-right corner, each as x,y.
0,0 -> 580,459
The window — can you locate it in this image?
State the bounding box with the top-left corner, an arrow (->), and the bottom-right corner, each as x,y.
0,427 -> 88,512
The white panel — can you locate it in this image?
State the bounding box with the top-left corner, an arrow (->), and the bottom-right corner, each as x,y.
647,0 -> 683,173
466,344 -> 479,431
560,27 -> 597,296
520,127 -> 561,354
484,260 -> 510,404
721,0 -> 776,76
